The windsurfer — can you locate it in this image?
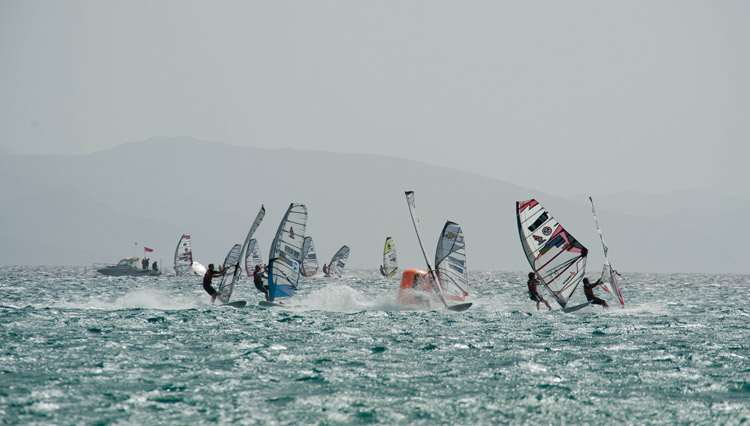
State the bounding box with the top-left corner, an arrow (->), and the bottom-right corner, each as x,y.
202,263 -> 227,304
527,272 -> 552,311
583,277 -> 609,307
253,265 -> 269,301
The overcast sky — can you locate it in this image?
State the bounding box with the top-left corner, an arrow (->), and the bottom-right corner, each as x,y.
2,1 -> 748,199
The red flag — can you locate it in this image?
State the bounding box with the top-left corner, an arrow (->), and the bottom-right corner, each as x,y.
144,247 -> 154,253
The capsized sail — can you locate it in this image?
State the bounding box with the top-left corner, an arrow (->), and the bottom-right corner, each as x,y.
218,205 -> 266,303
435,221 -> 469,302
380,237 -> 398,278
589,197 -> 624,307
516,199 -> 588,308
174,234 -> 193,276
405,191 -> 471,311
244,239 -> 263,277
267,203 -> 308,302
326,245 -> 350,278
301,236 -> 319,277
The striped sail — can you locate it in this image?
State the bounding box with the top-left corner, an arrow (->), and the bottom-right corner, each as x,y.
244,239 -> 263,277
301,236 -> 319,277
590,197 -> 624,307
218,205 -> 266,303
381,237 -> 398,278
435,221 -> 469,302
216,243 -> 242,303
267,203 -> 307,302
174,234 -> 193,276
516,199 -> 588,308
327,245 -> 350,278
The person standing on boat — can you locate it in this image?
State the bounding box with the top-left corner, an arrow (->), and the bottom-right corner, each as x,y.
527,272 -> 552,311
202,263 -> 227,304
583,277 -> 609,307
253,264 -> 269,301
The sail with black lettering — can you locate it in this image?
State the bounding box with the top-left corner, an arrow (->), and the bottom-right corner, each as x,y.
301,236 -> 319,277
244,239 -> 263,277
267,203 -> 307,302
174,234 -> 193,276
326,245 -> 350,278
516,199 -> 587,308
217,205 -> 266,303
589,197 -> 624,307
380,237 -> 398,278
435,221 -> 469,302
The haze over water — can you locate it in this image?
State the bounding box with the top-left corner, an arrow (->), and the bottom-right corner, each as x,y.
1,266 -> 749,424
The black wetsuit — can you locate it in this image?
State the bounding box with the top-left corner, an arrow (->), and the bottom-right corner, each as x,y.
203,270 -> 220,296
584,281 -> 607,306
253,271 -> 268,298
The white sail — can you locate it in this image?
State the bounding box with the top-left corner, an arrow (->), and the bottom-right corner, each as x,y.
301,236 -> 319,277
174,234 -> 193,276
326,245 -> 350,278
218,206 -> 266,303
589,197 -> 624,307
267,203 -> 307,302
435,221 -> 469,302
244,239 -> 263,277
404,191 -> 449,307
216,243 -> 241,303
516,199 -> 588,308
381,237 -> 398,278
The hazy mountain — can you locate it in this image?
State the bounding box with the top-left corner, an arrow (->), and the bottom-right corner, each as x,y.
0,136 -> 746,273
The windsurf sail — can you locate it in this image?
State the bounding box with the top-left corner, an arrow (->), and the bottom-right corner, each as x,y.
174,234 -> 193,276
216,243 -> 241,302
326,245 -> 350,278
380,237 -> 398,278
217,205 -> 266,303
301,236 -> 319,277
244,239 -> 263,277
589,197 -> 624,307
516,199 -> 588,308
435,221 -> 469,302
405,191 -> 472,311
267,203 -> 307,302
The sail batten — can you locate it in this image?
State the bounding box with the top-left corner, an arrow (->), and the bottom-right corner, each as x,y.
301,236 -> 319,277
174,234 -> 193,276
590,197 -> 624,307
244,239 -> 263,277
326,245 -> 350,278
435,221 -> 469,302
267,203 -> 308,302
380,237 -> 398,278
218,206 -> 266,303
516,199 -> 587,308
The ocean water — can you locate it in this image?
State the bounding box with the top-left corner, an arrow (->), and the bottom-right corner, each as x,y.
1,266 -> 749,425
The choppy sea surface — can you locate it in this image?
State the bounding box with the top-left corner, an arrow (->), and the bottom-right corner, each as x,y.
1,266 -> 749,425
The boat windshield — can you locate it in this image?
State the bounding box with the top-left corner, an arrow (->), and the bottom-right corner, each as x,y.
117,258 -> 138,268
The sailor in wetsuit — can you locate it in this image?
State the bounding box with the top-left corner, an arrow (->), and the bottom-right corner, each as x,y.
527,272 -> 552,311
253,265 -> 269,301
202,263 -> 226,304
583,277 -> 609,307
